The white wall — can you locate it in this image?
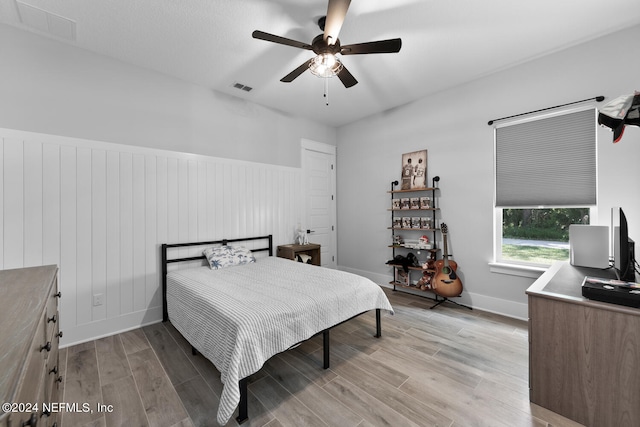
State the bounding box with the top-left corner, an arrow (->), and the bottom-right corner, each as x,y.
0,128 -> 301,346
0,24 -> 336,168
3,18 -> 640,338
0,23 -> 335,345
336,24 -> 640,319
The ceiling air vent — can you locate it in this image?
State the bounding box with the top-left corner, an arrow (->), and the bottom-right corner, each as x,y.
16,1 -> 76,41
232,82 -> 253,92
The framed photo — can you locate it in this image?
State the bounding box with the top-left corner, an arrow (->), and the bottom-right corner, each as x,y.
420,217 -> 432,229
401,150 -> 428,190
402,217 -> 411,229
394,267 -> 409,286
419,196 -> 431,209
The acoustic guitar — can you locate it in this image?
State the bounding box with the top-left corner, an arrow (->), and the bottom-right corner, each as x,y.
433,223 -> 463,298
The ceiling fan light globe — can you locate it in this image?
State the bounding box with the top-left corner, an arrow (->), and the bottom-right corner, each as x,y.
309,53 -> 343,78
325,53 -> 337,68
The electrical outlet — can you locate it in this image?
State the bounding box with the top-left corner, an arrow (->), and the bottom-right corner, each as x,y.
93,293 -> 104,306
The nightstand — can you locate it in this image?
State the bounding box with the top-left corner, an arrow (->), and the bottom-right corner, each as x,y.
277,244 -> 321,266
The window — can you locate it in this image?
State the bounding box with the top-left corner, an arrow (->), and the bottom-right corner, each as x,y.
494,108 -> 597,267
500,208 -> 590,265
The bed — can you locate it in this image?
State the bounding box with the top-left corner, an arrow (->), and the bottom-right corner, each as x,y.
161,235 -> 394,425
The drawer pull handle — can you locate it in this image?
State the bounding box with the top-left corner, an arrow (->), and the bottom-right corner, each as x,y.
49,366 -> 58,375
21,413 -> 37,426
57,331 -> 63,338
55,376 -> 63,384
54,291 -> 62,298
47,314 -> 57,323
40,341 -> 51,352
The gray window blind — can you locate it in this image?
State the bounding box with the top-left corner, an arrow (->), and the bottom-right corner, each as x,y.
495,108 -> 596,207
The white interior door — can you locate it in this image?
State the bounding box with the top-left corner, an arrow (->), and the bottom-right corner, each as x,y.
301,139 -> 336,268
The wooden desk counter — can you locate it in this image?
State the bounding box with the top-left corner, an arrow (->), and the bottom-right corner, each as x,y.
526,262 -> 640,426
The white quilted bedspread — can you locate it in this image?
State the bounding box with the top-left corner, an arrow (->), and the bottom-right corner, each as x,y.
166,256 -> 393,425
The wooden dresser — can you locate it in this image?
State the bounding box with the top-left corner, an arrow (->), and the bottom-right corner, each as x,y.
0,265 -> 62,427
527,262 -> 640,426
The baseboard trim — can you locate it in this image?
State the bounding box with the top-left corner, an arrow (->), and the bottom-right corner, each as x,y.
62,265 -> 529,348
339,265 -> 528,321
59,306 -> 163,348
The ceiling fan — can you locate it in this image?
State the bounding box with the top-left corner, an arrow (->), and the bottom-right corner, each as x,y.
252,0 -> 402,88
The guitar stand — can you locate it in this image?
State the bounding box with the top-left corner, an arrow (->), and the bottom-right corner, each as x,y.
430,295 -> 472,310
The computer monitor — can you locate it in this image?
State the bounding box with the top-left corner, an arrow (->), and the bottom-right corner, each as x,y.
612,207 -> 636,281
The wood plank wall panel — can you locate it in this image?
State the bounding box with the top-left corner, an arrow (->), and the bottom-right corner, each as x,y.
106,151 -> 121,320
76,147 -> 93,325
145,156 -> 158,308
119,152 -> 134,316
0,130 -> 302,346
4,138 -> 24,269
42,144 -> 61,267
24,140 -> 43,267
92,150 -> 107,321
132,154 -> 146,314
60,145 -> 78,326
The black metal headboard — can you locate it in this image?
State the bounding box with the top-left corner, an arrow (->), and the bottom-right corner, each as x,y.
161,234 -> 273,321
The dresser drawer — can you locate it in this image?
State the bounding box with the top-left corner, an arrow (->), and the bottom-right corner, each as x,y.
7,314 -> 49,427
18,313 -> 48,399
0,265 -> 59,427
45,277 -> 60,342
5,381 -> 46,427
45,323 -> 62,399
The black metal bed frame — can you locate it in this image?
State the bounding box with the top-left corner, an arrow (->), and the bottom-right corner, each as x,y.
160,234 -> 382,424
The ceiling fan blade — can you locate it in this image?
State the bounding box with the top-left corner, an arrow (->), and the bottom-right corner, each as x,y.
341,38 -> 402,55
280,59 -> 314,83
252,30 -> 313,50
324,0 -> 351,45
337,65 -> 358,88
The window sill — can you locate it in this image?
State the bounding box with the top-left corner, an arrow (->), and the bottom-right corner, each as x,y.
489,262 -> 548,279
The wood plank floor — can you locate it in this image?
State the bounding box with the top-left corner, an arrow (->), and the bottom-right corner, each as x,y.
59,288 -> 585,427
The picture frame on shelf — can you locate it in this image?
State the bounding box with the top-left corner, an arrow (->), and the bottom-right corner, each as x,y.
394,267 -> 410,286
401,150 -> 428,190
421,217 -> 431,229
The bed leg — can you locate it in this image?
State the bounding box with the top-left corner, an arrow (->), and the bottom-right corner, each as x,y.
323,329 -> 330,369
236,377 -> 248,424
375,309 -> 381,338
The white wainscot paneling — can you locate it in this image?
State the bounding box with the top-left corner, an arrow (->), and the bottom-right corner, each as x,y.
0,128 -> 302,346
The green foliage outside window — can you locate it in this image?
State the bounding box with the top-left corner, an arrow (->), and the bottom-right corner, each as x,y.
502,208 -> 590,242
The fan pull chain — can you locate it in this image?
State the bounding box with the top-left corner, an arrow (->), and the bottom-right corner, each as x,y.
324,77 -> 329,106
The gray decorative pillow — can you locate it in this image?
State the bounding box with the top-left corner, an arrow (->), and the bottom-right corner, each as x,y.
203,245 -> 256,269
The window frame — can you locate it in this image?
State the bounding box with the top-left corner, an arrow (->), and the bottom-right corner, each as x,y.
492,106 -> 598,272
493,206 -> 597,270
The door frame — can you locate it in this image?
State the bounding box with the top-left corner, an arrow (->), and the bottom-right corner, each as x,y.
301,138 -> 337,268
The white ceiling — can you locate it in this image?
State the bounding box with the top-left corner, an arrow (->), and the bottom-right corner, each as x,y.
2,0 -> 640,127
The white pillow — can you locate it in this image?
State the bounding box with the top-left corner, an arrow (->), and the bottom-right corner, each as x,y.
203,245 -> 256,270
